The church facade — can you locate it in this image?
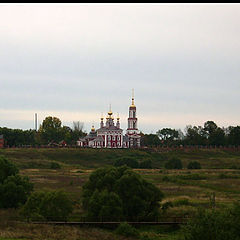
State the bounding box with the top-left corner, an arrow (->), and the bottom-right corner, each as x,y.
77,92 -> 141,148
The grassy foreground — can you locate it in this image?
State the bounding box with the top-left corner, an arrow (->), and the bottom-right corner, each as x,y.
1,147 -> 240,239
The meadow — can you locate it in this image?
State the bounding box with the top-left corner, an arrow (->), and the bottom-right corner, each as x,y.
1,147 -> 240,240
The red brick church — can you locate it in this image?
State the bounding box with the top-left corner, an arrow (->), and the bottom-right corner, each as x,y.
77,91 -> 141,148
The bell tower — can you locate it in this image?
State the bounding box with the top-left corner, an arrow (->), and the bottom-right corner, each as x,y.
126,89 -> 141,148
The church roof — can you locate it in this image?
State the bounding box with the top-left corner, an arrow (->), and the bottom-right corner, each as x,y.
92,136 -> 104,142
97,126 -> 123,131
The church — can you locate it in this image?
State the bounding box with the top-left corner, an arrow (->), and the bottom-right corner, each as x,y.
77,91 -> 141,148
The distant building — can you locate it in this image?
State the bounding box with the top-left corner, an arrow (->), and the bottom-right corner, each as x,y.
126,91 -> 141,148
0,135 -> 4,148
77,91 -> 141,148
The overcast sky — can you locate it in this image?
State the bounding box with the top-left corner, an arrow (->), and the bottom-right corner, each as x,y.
0,4 -> 240,134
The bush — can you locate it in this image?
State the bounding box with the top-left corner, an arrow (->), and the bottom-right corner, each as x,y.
181,203 -> 240,240
114,157 -> 139,168
0,155 -> 18,183
139,159 -> 152,169
173,198 -> 190,207
0,175 -> 33,208
115,222 -> 139,238
50,162 -> 61,169
164,157 -> 182,169
187,161 -> 201,169
21,190 -> 73,221
0,156 -> 33,209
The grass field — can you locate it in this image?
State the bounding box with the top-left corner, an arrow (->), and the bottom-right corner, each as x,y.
1,147 -> 240,239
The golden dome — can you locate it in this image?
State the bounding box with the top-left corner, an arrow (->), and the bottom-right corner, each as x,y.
91,125 -> 95,131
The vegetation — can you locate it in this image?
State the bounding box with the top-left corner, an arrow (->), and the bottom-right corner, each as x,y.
21,190 -> 73,221
1,117 -> 240,148
187,161 -> 201,169
1,148 -> 240,239
0,117 -> 86,147
165,157 -> 183,169
115,222 -> 139,238
82,166 -> 164,220
180,203 -> 240,240
0,156 -> 33,208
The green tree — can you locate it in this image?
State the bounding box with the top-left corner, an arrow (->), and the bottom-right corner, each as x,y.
82,166 -> 164,220
180,203 -> 240,240
156,128 -> 179,146
39,116 -> 63,144
141,134 -> 161,147
187,161 -> 201,169
139,159 -> 152,169
165,157 -> 182,169
184,125 -> 207,146
0,175 -> 33,208
114,157 -> 139,168
227,126 -> 240,146
115,222 -> 139,238
22,190 -> 73,221
87,190 -> 123,220
0,155 -> 19,183
0,156 -> 33,209
203,121 -> 226,146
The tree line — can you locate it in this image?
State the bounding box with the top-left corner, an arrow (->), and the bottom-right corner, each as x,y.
142,120 -> 240,147
1,118 -> 240,147
0,116 -> 86,147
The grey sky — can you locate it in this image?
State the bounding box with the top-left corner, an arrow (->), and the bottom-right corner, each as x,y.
0,4 -> 240,133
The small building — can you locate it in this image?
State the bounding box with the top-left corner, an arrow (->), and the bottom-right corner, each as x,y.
0,135 -> 4,148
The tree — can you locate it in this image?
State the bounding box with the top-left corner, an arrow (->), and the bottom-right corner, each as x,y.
139,159 -> 152,169
227,126 -> 240,146
72,121 -> 86,140
0,128 -> 37,147
181,203 -> 240,240
87,190 -> 123,219
184,125 -> 207,146
114,157 -> 139,168
0,175 -> 33,208
22,190 -> 73,221
187,161 -> 201,169
82,166 -> 164,220
203,121 -> 226,146
38,116 -> 63,144
165,157 -> 182,169
0,155 -> 18,183
156,128 -> 179,146
0,156 -> 33,209
142,134 -> 161,147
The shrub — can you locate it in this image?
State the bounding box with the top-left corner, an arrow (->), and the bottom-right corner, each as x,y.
164,157 -> 182,169
114,157 -> 139,168
115,222 -> 139,238
161,201 -> 173,212
0,175 -> 33,208
187,161 -> 201,169
0,155 -> 18,183
0,156 -> 33,209
21,190 -> 73,221
139,159 -> 152,169
173,198 -> 190,207
181,202 -> 240,240
50,162 -> 61,169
